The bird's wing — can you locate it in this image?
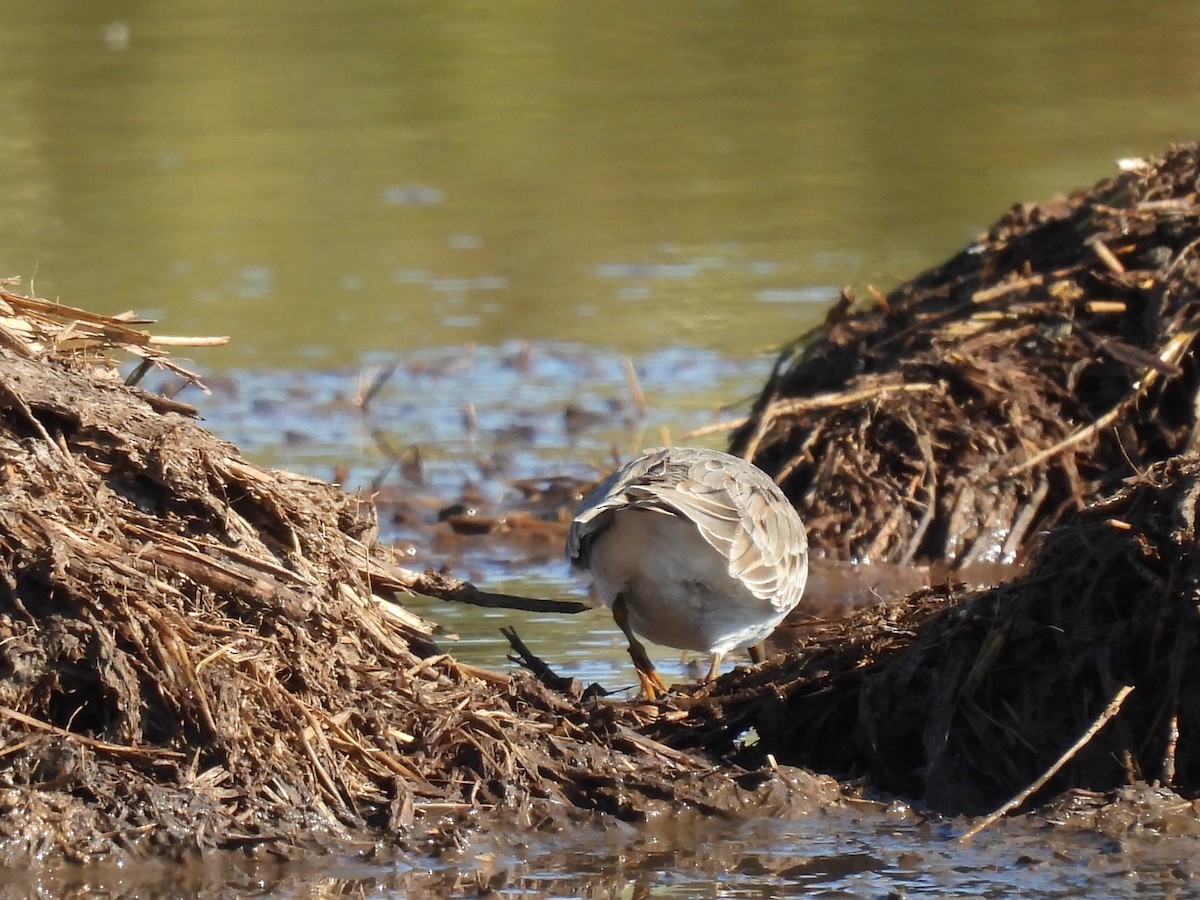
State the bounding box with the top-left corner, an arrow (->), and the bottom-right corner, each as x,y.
565,450 -> 668,569
638,449 -> 808,610
569,448 -> 808,612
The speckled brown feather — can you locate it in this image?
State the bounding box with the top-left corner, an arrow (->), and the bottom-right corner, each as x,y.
567,446 -> 808,615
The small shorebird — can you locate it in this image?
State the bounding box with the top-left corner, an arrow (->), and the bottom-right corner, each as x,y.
567,446 -> 809,697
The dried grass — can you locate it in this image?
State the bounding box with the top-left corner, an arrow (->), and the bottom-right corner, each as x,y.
732,145 -> 1200,568
0,286 -> 825,864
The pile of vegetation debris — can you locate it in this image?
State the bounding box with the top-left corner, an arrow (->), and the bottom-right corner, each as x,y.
662,141 -> 1200,817
8,139 -> 1200,865
733,142 -> 1200,568
0,286 -> 835,865
658,453 -> 1200,815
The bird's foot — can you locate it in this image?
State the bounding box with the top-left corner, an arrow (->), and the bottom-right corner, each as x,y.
634,664 -> 671,700
703,652 -> 726,683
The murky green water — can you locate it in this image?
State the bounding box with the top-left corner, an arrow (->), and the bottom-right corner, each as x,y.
4,0 -> 1200,893
3,2 -> 1199,368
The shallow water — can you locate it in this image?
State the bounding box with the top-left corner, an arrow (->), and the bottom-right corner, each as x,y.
187,342 -> 765,687
186,348 -> 1010,687
6,0 -> 1200,891
9,809 -> 1200,897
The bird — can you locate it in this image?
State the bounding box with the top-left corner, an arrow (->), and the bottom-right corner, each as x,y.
566,446 -> 809,698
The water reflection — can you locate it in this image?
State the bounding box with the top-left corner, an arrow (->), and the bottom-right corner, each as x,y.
1,1 -> 1197,369
10,809 -> 1198,897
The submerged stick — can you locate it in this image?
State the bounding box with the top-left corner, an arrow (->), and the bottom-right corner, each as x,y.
958,684 -> 1134,842
501,626 -> 580,693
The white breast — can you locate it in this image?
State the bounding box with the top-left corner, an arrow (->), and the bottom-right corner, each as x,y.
585,508 -> 787,654
567,446 -> 810,661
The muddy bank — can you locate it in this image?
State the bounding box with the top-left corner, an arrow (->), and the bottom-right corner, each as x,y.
664,453 -> 1200,814
5,142 -> 1200,865
0,288 -> 835,865
668,142 -> 1200,815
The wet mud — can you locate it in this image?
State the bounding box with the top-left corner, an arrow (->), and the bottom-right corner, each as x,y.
5,796 -> 1199,897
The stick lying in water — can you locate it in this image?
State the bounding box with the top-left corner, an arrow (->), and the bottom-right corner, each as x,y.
501,625 -> 582,693
388,564 -> 591,614
958,684 -> 1134,843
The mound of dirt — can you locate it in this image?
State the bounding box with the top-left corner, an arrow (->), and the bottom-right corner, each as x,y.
733,143 -> 1200,569
860,452 -> 1200,812
660,454 -> 1200,816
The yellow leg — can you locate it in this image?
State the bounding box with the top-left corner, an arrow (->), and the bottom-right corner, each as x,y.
613,595 -> 669,699
705,652 -> 725,682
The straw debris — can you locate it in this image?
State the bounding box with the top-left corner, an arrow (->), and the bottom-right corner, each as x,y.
0,285 -> 831,864
733,143 -> 1200,568
660,143 -> 1200,817
676,453 -> 1200,816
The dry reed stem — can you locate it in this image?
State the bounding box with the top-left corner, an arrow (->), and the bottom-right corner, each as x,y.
0,705 -> 183,761
0,285 -> 227,390
958,685 -> 1135,842
1009,328 -> 1199,477
623,357 -> 648,418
